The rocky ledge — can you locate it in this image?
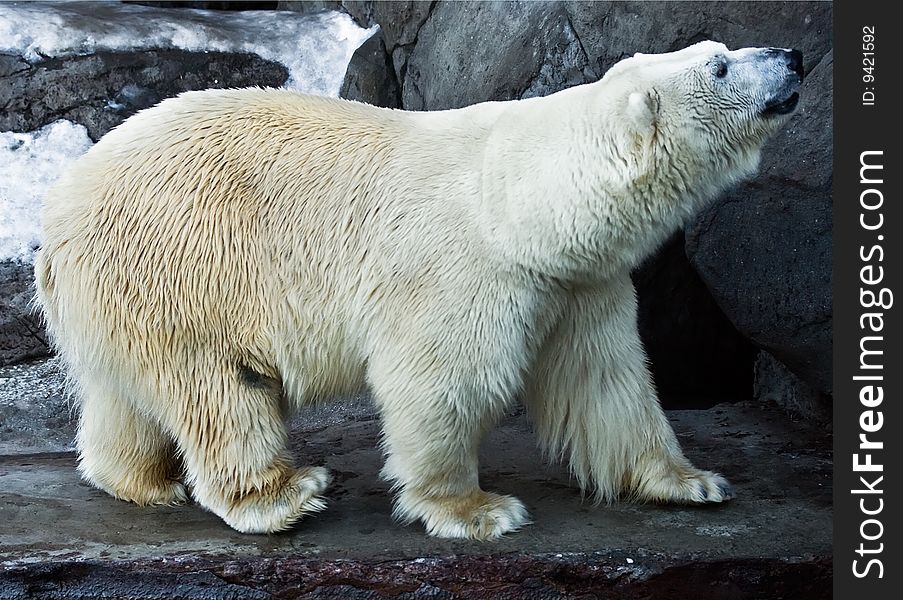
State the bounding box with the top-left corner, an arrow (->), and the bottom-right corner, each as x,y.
1,359 -> 831,598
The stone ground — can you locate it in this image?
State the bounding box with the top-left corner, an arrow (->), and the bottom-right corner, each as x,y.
0,359 -> 832,599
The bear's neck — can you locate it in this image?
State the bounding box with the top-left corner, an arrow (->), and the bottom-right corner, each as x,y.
476,86 -> 711,284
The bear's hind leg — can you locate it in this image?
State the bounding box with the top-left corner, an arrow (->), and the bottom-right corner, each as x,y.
164,360 -> 330,534
76,377 -> 187,506
370,366 -> 528,541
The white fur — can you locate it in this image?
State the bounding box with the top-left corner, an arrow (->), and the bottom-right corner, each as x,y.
35,41 -> 795,538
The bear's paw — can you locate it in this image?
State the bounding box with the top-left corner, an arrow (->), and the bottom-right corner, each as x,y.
396,489 -> 531,541
635,468 -> 735,505
145,480 -> 190,507
222,466 -> 332,534
86,470 -> 189,508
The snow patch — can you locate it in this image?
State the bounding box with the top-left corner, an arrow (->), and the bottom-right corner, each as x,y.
0,1 -> 376,95
0,121 -> 93,263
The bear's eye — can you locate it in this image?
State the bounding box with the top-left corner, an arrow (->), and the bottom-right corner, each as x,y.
714,60 -> 728,79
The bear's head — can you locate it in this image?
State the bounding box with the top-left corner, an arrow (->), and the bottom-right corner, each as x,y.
601,40 -> 804,199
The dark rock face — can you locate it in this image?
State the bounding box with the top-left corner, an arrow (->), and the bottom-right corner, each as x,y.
0,261 -> 48,366
340,1 -> 832,406
686,51 -> 833,396
754,351 -> 830,423
131,1 -> 279,9
0,50 -> 288,141
358,1 -> 831,111
566,1 -> 832,78
633,234 -> 757,406
277,1 -> 343,14
340,30 -> 402,108
335,1 -> 435,95
0,555 -> 832,600
398,1 -> 592,110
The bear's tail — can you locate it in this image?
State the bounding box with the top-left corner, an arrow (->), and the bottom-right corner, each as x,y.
32,246 -> 69,369
32,247 -> 56,334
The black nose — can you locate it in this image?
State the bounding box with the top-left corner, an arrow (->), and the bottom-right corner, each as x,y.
787,49 -> 804,79
764,48 -> 804,79
765,48 -> 805,81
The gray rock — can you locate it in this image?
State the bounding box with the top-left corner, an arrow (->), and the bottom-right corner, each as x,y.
566,1 -> 832,78
340,30 -> 401,108
278,0 -> 392,29
366,1 -> 831,108
0,359 -> 70,453
400,1 -> 591,110
0,261 -> 48,366
686,51 -> 833,395
0,50 -> 288,141
754,351 -> 830,423
341,1 -> 375,27
370,1 -> 432,49
277,1 -> 343,13
346,1 -> 434,90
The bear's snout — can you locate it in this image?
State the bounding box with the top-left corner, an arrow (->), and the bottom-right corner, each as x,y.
760,48 -> 804,117
786,49 -> 804,79
764,48 -> 805,80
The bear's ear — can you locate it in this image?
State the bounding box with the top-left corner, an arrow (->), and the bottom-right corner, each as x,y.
626,91 -> 657,131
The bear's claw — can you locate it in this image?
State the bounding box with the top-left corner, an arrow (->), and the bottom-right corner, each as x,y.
687,471 -> 734,504
717,481 -> 734,501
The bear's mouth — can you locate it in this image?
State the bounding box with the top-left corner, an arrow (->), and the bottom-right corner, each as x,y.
763,91 -> 800,116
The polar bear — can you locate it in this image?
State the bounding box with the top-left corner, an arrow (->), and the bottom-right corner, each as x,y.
35,41 -> 803,539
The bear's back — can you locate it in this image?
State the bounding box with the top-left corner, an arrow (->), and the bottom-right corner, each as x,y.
37,90 -> 407,349
36,86 -> 515,387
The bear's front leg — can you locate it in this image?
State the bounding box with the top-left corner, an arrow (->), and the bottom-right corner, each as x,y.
368,347 -> 529,540
525,274 -> 734,504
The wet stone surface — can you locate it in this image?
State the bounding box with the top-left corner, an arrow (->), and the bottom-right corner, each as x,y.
0,359 -> 832,598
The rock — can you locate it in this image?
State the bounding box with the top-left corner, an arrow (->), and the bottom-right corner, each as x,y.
276,1 -> 342,13
340,29 -> 401,108
0,50 -> 288,141
398,1 -> 591,110
0,360 -> 70,453
633,234 -> 757,407
754,351 -> 830,423
321,1 -> 434,90
686,51 -> 833,395
132,1 -> 279,9
367,1 -> 435,89
280,0 -> 375,27
369,1 -> 432,47
566,1 -> 832,78
370,1 -> 831,110
0,261 -> 48,366
0,555 -> 832,599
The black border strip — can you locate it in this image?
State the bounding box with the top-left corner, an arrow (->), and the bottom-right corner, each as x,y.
834,1 -> 900,596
